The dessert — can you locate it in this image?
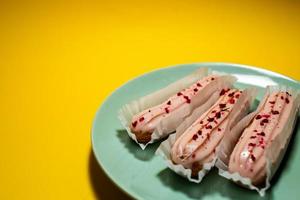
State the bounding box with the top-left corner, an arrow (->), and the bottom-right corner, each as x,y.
157,88 -> 256,182
119,68 -> 236,149
216,86 -> 300,196
130,75 -> 227,143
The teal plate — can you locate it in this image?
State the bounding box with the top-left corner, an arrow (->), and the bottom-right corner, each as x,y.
92,63 -> 300,200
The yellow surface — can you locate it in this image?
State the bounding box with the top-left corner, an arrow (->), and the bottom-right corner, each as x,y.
0,1 -> 300,199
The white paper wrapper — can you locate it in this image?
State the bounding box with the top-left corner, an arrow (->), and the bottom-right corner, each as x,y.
216,85 -> 300,196
156,88 -> 257,182
119,68 -> 237,149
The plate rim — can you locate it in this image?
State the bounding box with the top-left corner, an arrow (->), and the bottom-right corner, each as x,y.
91,62 -> 299,199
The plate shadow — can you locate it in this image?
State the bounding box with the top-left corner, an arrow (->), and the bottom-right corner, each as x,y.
157,168 -> 273,200
88,149 -> 132,200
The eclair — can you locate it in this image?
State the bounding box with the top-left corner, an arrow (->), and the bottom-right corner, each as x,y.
130,74 -> 222,143
119,68 -> 237,149
228,90 -> 298,186
170,88 -> 255,178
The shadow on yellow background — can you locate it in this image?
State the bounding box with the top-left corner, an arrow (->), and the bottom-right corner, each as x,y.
0,0 -> 299,199
89,150 -> 131,200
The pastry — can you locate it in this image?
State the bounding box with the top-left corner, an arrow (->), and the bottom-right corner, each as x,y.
119,68 -> 236,149
216,86 -> 300,196
156,87 -> 256,182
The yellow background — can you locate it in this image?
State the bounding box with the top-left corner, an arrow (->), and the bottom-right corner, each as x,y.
0,1 -> 299,199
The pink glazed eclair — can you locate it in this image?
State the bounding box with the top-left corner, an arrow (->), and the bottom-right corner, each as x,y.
130,74 -> 234,144
171,88 -> 254,177
228,90 -> 300,186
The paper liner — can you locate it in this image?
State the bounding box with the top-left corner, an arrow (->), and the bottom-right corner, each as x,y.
156,87 -> 257,182
119,68 -> 237,149
216,85 -> 300,196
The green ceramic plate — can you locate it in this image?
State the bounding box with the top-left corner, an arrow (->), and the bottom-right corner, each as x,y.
92,63 -> 300,200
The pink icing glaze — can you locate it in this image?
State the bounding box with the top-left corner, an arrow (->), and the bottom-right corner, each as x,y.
228,91 -> 293,185
130,75 -> 218,134
171,89 -> 244,169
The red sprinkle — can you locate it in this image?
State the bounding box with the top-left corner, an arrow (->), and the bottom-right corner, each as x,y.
285,98 -> 290,104
211,77 -> 215,81
281,96 -> 284,100
215,112 -> 221,119
257,132 -> 265,136
218,128 -> 221,131
250,168 -> 254,172
255,115 -> 262,120
262,114 -> 270,118
207,117 -> 214,122
229,98 -> 235,104
248,143 -> 256,147
269,101 -> 275,104
198,130 -> 202,135
220,89 -> 226,96
206,125 -> 213,129
219,103 -> 226,108
254,130 -> 257,132
197,83 -> 202,87
139,117 -> 145,122
212,110 -> 216,113
250,154 -> 256,161
192,154 -> 196,158
260,118 -> 269,126
228,92 -> 235,97
271,110 -> 279,115
200,121 -> 203,124
193,88 -> 198,92
183,96 -> 191,103
250,136 -> 257,139
132,121 -> 138,128
214,120 -> 218,124
165,107 -> 170,113
177,92 -> 183,96
167,100 -> 171,105
235,94 -> 240,98
192,134 -> 198,140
